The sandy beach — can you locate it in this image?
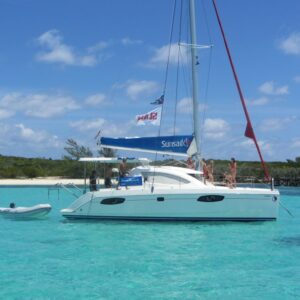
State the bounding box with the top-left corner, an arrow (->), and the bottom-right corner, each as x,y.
0,177 -> 100,186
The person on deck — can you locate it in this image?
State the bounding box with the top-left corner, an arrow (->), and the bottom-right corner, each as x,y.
207,160 -> 214,183
187,157 -> 195,169
229,157 -> 237,187
119,158 -> 128,178
224,172 -> 233,188
202,159 -> 209,184
117,158 -> 128,189
104,167 -> 113,188
89,170 -> 98,191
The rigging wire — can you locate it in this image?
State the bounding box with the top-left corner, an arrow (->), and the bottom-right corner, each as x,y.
173,0 -> 184,136
197,0 -> 214,159
151,0 -> 214,189
172,1 -> 194,162
211,0 -> 270,180
173,0 -> 214,158
152,0 -> 178,192
162,0 -> 178,96
173,0 -> 214,160
279,201 -> 294,218
203,136 -> 244,158
199,48 -> 213,157
174,1 -> 194,137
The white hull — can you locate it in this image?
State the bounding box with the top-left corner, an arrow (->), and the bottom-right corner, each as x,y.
60,2 -> 279,222
60,1 -> 280,223
61,186 -> 279,221
0,204 -> 52,220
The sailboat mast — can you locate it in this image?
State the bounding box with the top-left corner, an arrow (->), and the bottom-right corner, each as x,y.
189,0 -> 201,168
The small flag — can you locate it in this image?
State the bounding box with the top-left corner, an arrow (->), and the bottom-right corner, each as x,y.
94,130 -> 101,140
151,95 -> 164,105
136,106 -> 162,126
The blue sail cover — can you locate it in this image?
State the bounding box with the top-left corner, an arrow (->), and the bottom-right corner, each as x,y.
100,135 -> 196,157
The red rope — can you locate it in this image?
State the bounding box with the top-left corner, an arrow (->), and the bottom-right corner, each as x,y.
212,0 -> 270,180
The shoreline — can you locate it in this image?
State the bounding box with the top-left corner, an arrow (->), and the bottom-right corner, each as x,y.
0,177 -> 99,186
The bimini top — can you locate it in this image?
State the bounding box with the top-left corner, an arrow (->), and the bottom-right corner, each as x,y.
79,157 -> 151,164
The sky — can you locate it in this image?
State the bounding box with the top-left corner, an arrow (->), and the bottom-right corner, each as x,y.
0,0 -> 300,161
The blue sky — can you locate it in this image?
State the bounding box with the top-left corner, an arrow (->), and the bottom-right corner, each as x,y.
0,0 -> 299,161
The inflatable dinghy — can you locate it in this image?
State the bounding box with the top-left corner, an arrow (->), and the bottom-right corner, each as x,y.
0,203 -> 52,219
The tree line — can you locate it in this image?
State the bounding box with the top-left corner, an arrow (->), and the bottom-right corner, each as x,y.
0,139 -> 299,186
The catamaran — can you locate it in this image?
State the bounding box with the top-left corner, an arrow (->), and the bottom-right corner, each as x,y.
61,0 -> 279,221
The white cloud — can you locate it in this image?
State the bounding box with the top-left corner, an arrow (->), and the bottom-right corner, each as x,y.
279,33 -> 300,55
239,139 -> 274,157
15,123 -> 49,143
9,123 -> 61,150
125,80 -> 160,100
247,97 -> 269,106
79,55 -> 97,67
36,30 -> 75,65
177,97 -> 192,113
36,30 -> 109,67
70,118 -> 106,132
101,123 -> 128,136
258,140 -> 273,156
260,119 -> 282,131
88,42 -> 109,53
294,76 -> 300,83
0,122 -> 91,158
204,118 -> 229,131
0,108 -> 14,119
291,138 -> 300,148
70,118 -> 127,136
203,118 -> 230,140
259,116 -> 296,132
177,97 -> 208,114
24,94 -> 79,118
85,93 -> 107,106
0,92 -> 79,118
259,81 -> 289,96
149,43 -> 189,66
121,37 -> 142,45
239,139 -> 253,148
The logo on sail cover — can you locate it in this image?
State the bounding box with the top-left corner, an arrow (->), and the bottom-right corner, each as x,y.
161,137 -> 191,149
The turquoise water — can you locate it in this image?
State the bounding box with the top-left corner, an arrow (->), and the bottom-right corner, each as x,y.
0,186 -> 299,300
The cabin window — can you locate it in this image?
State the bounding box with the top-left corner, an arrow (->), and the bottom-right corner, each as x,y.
101,198 -> 125,205
197,195 -> 224,202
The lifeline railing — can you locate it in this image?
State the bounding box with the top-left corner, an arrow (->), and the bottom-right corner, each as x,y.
213,174 -> 273,189
48,183 -> 83,201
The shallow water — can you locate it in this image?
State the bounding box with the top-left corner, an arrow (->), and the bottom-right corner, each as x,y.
0,186 -> 299,299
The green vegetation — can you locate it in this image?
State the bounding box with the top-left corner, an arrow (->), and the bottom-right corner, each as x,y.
0,140 -> 119,180
0,140 -> 299,186
0,155 -> 81,178
0,155 -> 299,185
63,139 -> 93,160
210,159 -> 300,186
153,158 -> 300,186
